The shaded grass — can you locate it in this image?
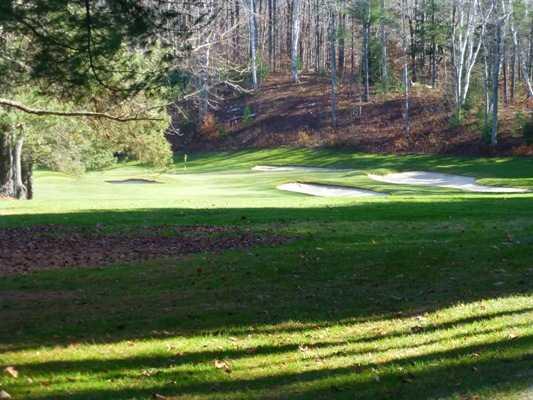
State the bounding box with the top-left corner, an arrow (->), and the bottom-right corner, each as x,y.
1,148 -> 533,399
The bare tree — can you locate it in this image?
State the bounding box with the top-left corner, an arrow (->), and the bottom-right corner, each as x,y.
362,0 -> 371,101
451,0 -> 494,111
401,0 -> 411,137
247,0 -> 259,88
329,2 -> 338,127
291,0 -> 303,82
508,0 -> 533,98
380,0 -> 389,90
486,0 -> 508,145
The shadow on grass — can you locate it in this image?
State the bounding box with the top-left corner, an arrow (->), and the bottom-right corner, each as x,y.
2,196 -> 533,227
0,197 -> 532,349
1,197 -> 533,398
13,332 -> 533,400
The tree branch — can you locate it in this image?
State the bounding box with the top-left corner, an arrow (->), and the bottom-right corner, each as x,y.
0,98 -> 162,122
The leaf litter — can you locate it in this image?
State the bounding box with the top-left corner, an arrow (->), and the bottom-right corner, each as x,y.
0,225 -> 289,276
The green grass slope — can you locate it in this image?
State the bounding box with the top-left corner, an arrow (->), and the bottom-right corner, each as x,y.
0,149 -> 532,400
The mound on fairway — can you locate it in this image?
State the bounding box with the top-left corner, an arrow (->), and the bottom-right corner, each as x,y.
277,182 -> 386,197
253,165 -> 351,172
106,178 -> 161,184
368,171 -> 528,193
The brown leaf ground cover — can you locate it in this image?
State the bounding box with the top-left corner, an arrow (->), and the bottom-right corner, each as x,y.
179,74 -> 531,156
0,225 -> 288,276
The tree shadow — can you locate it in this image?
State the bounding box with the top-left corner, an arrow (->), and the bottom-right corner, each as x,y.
1,196 -> 533,398
12,330 -> 533,399
1,197 -> 532,351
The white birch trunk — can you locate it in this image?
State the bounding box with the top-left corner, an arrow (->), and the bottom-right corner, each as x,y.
248,0 -> 259,89
451,0 -> 493,110
329,5 -> 337,127
291,0 -> 302,82
508,5 -> 533,98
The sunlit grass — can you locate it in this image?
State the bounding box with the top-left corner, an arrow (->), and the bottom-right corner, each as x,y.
1,149 -> 532,399
2,293 -> 532,399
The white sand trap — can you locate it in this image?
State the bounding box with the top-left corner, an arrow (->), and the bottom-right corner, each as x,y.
277,182 -> 386,197
368,171 -> 527,193
253,165 -> 351,173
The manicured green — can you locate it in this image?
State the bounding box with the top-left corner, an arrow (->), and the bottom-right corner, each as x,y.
1,148 -> 532,400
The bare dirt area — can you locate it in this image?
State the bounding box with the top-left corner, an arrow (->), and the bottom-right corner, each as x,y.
0,225 -> 288,276
179,74 -> 531,156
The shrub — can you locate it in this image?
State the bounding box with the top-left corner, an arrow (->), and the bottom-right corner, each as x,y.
257,56 -> 270,82
199,113 -> 219,140
242,106 -> 254,125
449,110 -> 465,129
523,113 -> 533,145
474,108 -> 492,145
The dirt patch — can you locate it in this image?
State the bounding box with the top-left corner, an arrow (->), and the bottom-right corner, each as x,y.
105,179 -> 161,184
0,225 -> 288,276
0,290 -> 78,302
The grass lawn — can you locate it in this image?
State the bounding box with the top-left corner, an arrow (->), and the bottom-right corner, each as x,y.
1,148 -> 533,399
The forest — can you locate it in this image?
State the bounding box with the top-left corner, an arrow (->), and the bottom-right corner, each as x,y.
1,1 -> 533,400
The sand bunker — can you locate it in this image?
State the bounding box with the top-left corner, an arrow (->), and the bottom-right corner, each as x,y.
368,171 -> 528,193
106,178 -> 161,184
277,182 -> 386,197
253,165 -> 351,173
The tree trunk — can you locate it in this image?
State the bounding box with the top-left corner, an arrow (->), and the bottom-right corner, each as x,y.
13,134 -> 27,199
338,12 -> 345,78
273,0 -> 277,72
314,0 -> 321,72
0,130 -> 14,197
249,0 -> 259,89
291,0 -> 302,82
430,0 -> 437,87
527,24 -> 533,76
508,7 -> 533,98
503,44 -> 509,106
409,15 -> 417,82
330,8 -> 337,127
362,11 -> 370,102
0,130 -> 32,200
511,41 -> 516,102
380,0 -> 388,90
490,20 -> 502,146
268,0 -> 273,68
401,0 -> 410,137
234,0 -> 241,62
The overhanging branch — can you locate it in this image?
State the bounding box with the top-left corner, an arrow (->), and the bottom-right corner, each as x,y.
0,98 -> 162,122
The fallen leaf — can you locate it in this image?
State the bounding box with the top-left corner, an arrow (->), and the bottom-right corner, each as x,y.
153,394 -> 177,400
4,366 -> 18,378
298,344 -> 311,353
214,359 -> 232,373
0,390 -> 11,399
141,369 -> 159,377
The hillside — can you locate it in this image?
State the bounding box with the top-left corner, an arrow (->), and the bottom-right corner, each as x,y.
177,74 -> 532,156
